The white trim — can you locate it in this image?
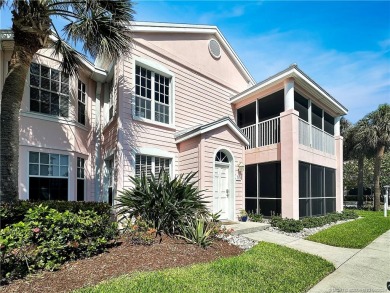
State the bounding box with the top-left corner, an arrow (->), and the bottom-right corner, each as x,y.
176,120 -> 249,145
131,21 -> 255,85
132,116 -> 176,131
137,147 -> 175,159
20,111 -> 88,131
133,148 -> 176,177
212,147 -> 236,220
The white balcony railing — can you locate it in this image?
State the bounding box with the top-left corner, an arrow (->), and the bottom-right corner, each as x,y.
241,124 -> 256,149
241,116 -> 280,150
298,118 -> 335,155
298,118 -> 310,147
242,117 -> 335,154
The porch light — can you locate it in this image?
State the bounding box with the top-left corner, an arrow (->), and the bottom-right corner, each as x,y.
237,162 -> 245,172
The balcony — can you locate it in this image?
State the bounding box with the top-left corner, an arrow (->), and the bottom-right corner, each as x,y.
240,116 -> 335,155
298,118 -> 335,155
241,116 -> 280,149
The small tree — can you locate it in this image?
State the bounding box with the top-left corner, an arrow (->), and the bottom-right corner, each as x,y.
356,104 -> 390,211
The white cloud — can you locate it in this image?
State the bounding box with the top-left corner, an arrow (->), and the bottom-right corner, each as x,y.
231,30 -> 390,122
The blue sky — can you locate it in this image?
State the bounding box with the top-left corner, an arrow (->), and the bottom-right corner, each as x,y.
1,1 -> 389,122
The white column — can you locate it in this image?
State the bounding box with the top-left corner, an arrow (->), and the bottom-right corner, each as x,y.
334,116 -> 341,136
284,78 -> 295,111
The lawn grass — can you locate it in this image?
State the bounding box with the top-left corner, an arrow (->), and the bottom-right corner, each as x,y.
306,210 -> 390,248
76,242 -> 334,293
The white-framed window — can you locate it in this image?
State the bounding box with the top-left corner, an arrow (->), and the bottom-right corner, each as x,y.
134,64 -> 171,124
28,151 -> 69,201
30,63 -> 69,117
77,157 -> 85,201
135,154 -> 171,178
78,80 -> 86,125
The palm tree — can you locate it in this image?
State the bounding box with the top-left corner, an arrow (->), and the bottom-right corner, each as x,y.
0,0 -> 134,202
344,121 -> 373,208
356,104 -> 390,211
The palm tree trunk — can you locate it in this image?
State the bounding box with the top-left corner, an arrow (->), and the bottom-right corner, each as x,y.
0,62 -> 30,201
0,22 -> 43,201
373,145 -> 385,211
357,156 -> 364,208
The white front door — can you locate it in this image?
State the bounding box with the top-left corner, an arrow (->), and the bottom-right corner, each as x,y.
214,164 -> 230,219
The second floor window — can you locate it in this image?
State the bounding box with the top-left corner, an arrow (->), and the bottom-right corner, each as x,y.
78,80 -> 86,125
30,63 -> 69,117
135,65 -> 171,124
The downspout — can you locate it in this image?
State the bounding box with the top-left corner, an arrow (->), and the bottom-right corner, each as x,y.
94,82 -> 102,201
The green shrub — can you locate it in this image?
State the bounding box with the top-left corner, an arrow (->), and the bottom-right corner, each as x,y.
116,170 -> 209,236
248,211 -> 263,222
178,216 -> 216,248
270,215 -> 283,227
276,218 -> 304,233
0,205 -> 118,283
122,216 -> 157,245
280,211 -> 359,231
0,200 -> 112,228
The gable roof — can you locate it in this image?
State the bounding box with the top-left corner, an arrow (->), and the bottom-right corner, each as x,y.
230,64 -> 348,116
131,21 -> 255,85
175,116 -> 249,145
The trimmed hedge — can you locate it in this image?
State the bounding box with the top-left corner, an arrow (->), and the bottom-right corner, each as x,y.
270,210 -> 359,233
0,200 -> 112,228
0,205 -> 118,284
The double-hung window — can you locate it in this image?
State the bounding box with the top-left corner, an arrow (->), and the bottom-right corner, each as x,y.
78,80 -> 86,125
135,154 -> 170,178
30,63 -> 69,117
29,151 -> 68,201
135,65 -> 171,124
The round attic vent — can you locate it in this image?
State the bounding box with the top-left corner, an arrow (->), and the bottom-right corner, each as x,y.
208,39 -> 221,59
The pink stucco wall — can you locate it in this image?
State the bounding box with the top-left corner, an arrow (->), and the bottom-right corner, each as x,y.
10,48 -> 98,201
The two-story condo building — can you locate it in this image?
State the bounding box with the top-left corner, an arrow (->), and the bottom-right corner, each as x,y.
0,22 -> 347,220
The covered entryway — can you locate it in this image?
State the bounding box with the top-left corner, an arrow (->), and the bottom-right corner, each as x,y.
213,150 -> 234,219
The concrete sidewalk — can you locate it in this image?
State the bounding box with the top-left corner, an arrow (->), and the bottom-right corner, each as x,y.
242,229 -> 390,292
309,229 -> 390,293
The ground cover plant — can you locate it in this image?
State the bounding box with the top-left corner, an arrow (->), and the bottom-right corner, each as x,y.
270,210 -> 358,233
306,210 -> 390,248
76,242 -> 334,293
0,205 -> 117,283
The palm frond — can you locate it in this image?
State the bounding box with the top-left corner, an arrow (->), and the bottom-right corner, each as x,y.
50,37 -> 83,76
52,0 -> 133,60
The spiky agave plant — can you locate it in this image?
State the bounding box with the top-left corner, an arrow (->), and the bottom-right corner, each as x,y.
116,170 -> 210,236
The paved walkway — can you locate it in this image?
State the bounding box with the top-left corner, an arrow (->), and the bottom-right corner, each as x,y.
242,229 -> 390,292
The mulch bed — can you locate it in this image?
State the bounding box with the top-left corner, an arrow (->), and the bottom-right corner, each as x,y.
0,236 -> 243,293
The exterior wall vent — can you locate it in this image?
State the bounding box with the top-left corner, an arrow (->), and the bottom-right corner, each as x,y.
208,39 -> 221,59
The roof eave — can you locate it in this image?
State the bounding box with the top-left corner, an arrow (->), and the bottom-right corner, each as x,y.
175,117 -> 249,146
231,66 -> 348,116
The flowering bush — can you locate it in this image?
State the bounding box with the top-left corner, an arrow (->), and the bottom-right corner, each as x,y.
123,216 -> 156,245
0,205 -> 117,284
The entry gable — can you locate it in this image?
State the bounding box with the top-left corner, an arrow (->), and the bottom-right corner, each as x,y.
175,116 -> 249,146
